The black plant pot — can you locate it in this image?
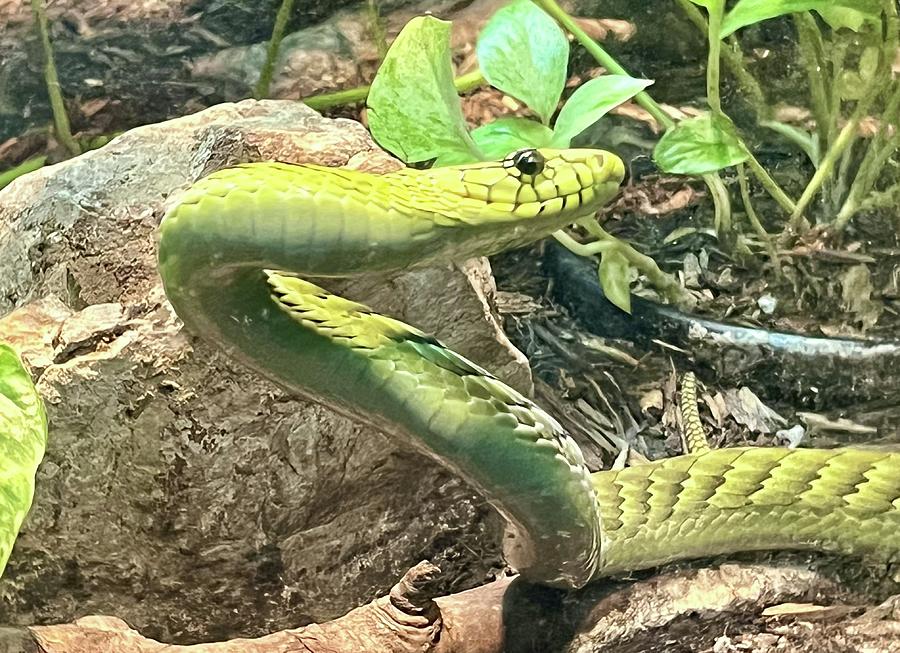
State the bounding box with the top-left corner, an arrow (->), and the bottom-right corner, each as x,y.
546,243 -> 900,409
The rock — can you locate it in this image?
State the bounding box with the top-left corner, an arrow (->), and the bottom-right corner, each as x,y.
0,99 -> 529,643
0,298 -> 73,373
190,0 -> 510,100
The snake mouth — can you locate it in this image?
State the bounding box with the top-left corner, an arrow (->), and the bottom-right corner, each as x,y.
546,148 -> 626,195
526,148 -> 626,218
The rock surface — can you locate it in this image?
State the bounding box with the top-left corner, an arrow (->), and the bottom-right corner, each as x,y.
0,99 -> 530,643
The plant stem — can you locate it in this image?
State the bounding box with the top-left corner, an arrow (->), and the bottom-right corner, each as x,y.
741,148 -> 797,214
304,69 -> 486,111
793,13 -> 830,159
759,120 -> 819,164
366,0 -> 388,61
254,0 -> 296,99
834,82 -> 900,229
30,0 -> 80,156
705,172 -> 732,245
696,2 -> 737,248
553,229 -> 614,257
824,39 -> 848,155
788,109 -> 863,230
705,3 -> 723,115
673,0 -> 769,119
701,3 -> 794,235
573,219 -> 691,305
0,155 -> 48,190
832,138 -> 856,211
736,164 -> 780,273
789,11 -> 895,232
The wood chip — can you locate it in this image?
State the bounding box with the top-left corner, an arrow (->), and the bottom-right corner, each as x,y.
762,602 -> 858,621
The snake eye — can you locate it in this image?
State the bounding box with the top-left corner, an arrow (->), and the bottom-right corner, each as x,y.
509,149 -> 545,176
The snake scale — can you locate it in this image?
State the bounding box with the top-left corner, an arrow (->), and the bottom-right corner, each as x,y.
158,147 -> 900,589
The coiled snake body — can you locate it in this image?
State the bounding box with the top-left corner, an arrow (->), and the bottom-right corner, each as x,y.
158,148 -> 900,589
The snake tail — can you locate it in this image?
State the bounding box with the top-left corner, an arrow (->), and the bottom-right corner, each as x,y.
679,371 -> 710,454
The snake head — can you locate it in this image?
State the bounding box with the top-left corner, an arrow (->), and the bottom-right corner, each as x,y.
381,147 -> 626,262
452,147 -> 625,222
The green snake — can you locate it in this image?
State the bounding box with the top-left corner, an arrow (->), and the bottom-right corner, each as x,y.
158,147 -> 900,589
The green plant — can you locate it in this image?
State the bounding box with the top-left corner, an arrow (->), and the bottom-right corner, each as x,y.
364,0 -> 688,312
0,344 -> 47,578
254,0 -> 297,99
0,156 -> 48,191
0,134 -> 121,192
0,5 -> 123,189
367,2 -> 651,166
30,0 -> 79,156
655,0 -> 899,239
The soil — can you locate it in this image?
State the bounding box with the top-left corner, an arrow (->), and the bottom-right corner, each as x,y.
603,163 -> 900,341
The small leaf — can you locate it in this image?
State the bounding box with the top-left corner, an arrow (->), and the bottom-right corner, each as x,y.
721,0 -> 880,37
0,155 -> 47,191
471,118 -> 554,160
599,250 -> 632,314
817,6 -> 877,31
654,114 -> 749,175
760,120 -> 819,165
476,0 -> 568,124
837,70 -> 867,101
688,0 -> 725,9
663,226 -> 700,244
551,75 -> 653,147
0,344 -> 47,578
859,45 -> 881,82
367,16 -> 481,165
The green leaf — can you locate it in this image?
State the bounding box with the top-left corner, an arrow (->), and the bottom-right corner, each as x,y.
837,44 -> 881,101
551,75 -> 654,147
837,70 -> 867,101
760,120 -> 819,166
858,45 -> 881,81
0,344 -> 47,578
817,6 -> 877,31
476,0 -> 568,124
0,156 -> 47,191
720,1 -> 880,37
688,0 -> 725,9
598,251 -> 632,314
471,118 -> 554,159
663,226 -> 701,244
654,114 -> 749,175
367,16 -> 481,165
